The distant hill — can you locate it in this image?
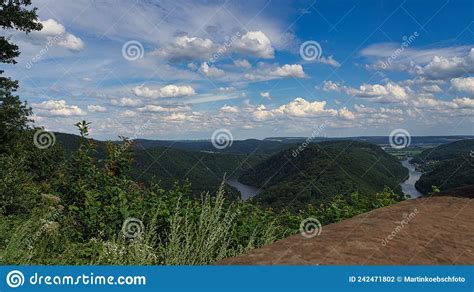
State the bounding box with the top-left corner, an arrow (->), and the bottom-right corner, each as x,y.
56,132 -> 473,156
54,132 -> 106,155
411,139 -> 474,163
135,135 -> 472,156
133,138 -> 293,155
413,139 -> 474,194
239,141 -> 408,210
54,132 -> 265,198
131,147 -> 265,196
54,132 -> 473,199
265,136 -> 473,146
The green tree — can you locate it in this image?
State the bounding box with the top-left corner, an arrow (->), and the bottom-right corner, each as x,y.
0,0 -> 42,153
0,1 -> 60,215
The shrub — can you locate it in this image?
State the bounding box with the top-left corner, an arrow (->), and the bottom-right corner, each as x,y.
159,184 -> 279,265
0,154 -> 39,215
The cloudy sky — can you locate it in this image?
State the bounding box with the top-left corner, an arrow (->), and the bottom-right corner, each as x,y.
3,0 -> 474,140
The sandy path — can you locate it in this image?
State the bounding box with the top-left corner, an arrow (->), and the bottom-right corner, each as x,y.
219,196 -> 474,265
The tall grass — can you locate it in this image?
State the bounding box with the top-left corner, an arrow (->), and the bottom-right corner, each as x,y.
0,184 -> 401,265
1,185 -> 279,265
163,186 -> 244,264
92,184 -> 278,265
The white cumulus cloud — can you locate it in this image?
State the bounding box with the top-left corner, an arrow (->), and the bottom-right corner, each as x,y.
152,35 -> 216,62
318,56 -> 341,67
322,80 -> 341,92
111,97 -> 143,107
415,48 -> 474,80
199,62 -> 225,78
338,107 -> 355,120
32,19 -> 85,51
138,105 -> 192,112
133,85 -> 196,98
220,105 -> 239,113
451,77 -> 474,95
453,97 -> 474,108
87,105 -> 107,112
217,87 -> 235,93
233,59 -> 252,69
250,97 -> 337,120
34,100 -> 86,117
232,31 -> 275,58
120,110 -> 136,117
272,64 -> 306,78
349,82 -> 409,102
260,91 -> 271,100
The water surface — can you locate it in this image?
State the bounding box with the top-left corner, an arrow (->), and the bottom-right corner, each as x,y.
400,158 -> 423,199
228,157 -> 424,201
226,179 -> 261,201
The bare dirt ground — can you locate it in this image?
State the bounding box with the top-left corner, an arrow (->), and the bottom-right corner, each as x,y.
219,195 -> 474,265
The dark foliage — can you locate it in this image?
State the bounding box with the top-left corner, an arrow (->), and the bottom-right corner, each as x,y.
241,141 -> 408,210
413,139 -> 474,193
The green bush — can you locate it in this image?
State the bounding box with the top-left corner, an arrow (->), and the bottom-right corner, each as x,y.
0,154 -> 39,215
0,122 -> 404,265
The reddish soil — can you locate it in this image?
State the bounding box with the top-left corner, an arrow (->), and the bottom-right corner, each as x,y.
219,195 -> 474,265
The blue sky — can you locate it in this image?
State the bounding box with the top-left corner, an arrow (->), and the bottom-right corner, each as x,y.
3,0 -> 474,139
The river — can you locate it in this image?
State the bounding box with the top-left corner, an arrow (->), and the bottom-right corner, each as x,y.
226,179 -> 261,201
227,158 -> 423,201
400,158 -> 423,199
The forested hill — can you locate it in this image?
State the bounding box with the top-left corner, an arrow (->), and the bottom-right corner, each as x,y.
240,141 -> 408,210
131,147 -> 264,196
133,138 -> 292,155
134,135 -> 473,153
54,132 -> 265,197
57,132 -> 473,156
411,139 -> 474,163
413,139 -> 474,194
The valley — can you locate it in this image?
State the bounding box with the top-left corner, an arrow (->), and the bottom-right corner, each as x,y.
412,139 -> 474,194
225,179 -> 261,200
400,158 -> 423,198
2,0 -> 473,272
2,128 -> 472,265
56,132 -> 472,205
